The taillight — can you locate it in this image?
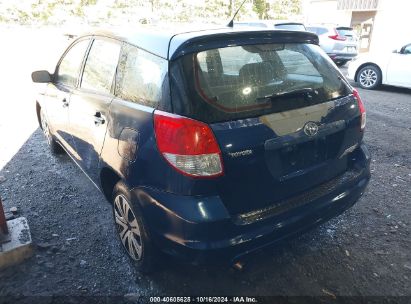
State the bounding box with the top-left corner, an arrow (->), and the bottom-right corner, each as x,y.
154,110 -> 223,178
329,34 -> 346,41
352,88 -> 366,130
329,29 -> 346,41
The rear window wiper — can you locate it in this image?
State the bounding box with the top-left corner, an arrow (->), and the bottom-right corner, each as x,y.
256,88 -> 317,102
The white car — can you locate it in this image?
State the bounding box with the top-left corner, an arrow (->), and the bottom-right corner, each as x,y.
347,43 -> 411,89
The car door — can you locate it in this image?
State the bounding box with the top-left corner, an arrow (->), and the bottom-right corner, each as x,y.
68,37 -> 121,182
44,38 -> 91,154
99,43 -> 168,182
386,44 -> 411,87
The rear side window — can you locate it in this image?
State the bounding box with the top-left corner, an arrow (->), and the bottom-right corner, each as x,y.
172,43 -> 350,123
116,43 -> 167,108
56,39 -> 90,87
81,39 -> 121,94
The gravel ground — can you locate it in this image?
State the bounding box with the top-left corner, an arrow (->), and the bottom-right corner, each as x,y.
0,32 -> 410,300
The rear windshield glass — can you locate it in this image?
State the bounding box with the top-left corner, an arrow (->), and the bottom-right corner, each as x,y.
307,27 -> 328,35
171,43 -> 350,123
336,27 -> 355,37
275,24 -> 306,31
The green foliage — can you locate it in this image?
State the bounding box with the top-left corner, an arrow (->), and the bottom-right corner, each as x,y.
253,0 -> 267,20
0,0 -> 302,26
81,0 -> 97,5
113,0 -> 128,9
73,5 -> 85,18
269,0 -> 301,19
17,9 -> 31,25
252,0 -> 302,20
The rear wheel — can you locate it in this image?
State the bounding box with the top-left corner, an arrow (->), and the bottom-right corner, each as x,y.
40,109 -> 64,154
112,181 -> 157,273
357,65 -> 381,90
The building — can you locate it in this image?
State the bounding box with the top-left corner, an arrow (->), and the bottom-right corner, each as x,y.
303,0 -> 410,53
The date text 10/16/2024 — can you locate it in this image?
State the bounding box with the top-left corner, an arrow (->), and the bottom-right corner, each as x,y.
149,297 -> 258,303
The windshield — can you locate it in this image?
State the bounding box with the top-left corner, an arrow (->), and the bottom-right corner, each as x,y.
171,43 -> 350,123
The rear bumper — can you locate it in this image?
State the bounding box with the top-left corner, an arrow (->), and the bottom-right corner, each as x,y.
328,53 -> 357,61
132,144 -> 371,264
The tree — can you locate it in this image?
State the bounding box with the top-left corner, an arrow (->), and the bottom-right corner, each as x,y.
0,0 -> 302,26
253,0 -> 267,19
269,0 -> 301,19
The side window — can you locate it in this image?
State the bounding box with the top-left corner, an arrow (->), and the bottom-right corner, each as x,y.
56,39 -> 90,87
116,43 -> 167,108
81,39 -> 121,94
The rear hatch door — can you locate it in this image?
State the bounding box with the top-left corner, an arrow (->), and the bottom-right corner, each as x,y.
335,27 -> 358,53
171,38 -> 363,216
211,95 -> 361,215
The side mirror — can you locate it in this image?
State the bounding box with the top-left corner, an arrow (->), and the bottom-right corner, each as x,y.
31,70 -> 52,83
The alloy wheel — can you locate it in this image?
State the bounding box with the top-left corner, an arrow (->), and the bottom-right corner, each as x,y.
114,194 -> 143,261
359,68 -> 378,88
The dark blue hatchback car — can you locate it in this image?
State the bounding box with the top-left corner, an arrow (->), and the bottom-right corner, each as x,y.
32,26 -> 370,272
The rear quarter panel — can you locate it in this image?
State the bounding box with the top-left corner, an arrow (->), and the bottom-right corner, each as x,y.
99,99 -> 156,186
99,98 -> 222,196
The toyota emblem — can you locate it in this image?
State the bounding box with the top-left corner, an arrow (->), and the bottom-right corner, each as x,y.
304,122 -> 319,137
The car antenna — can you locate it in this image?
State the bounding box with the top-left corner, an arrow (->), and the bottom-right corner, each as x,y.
227,0 -> 248,27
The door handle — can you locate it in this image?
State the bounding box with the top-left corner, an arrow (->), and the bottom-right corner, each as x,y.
94,112 -> 106,126
62,98 -> 69,108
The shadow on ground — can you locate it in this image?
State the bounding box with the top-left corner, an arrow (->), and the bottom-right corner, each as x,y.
0,123 -> 410,297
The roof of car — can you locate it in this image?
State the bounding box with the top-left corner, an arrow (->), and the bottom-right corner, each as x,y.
80,24 -> 318,60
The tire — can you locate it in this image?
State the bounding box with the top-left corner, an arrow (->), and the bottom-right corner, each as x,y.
40,108 -> 64,154
357,65 -> 382,90
112,181 -> 158,273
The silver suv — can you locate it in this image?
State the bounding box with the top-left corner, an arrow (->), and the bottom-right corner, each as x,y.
307,25 -> 358,66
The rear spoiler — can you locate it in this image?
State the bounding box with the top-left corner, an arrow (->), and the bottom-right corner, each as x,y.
169,30 -> 319,61
275,22 -> 304,26
336,27 -> 354,31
